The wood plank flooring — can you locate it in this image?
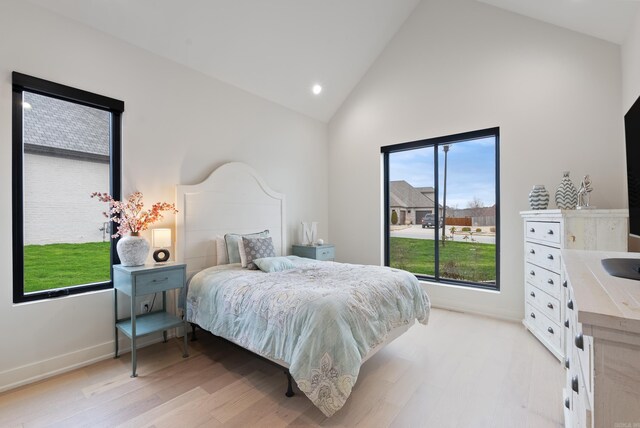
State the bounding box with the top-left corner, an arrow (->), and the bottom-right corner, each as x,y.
0,309 -> 564,427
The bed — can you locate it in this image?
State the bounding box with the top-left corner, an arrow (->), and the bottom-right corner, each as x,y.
175,162 -> 430,416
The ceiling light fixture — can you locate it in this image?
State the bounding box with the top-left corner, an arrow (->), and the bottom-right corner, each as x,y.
312,84 -> 323,95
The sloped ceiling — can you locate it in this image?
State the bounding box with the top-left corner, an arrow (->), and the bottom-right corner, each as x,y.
25,0 -> 638,122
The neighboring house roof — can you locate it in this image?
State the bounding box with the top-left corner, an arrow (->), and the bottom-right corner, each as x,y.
450,205 -> 496,217
390,180 -> 436,208
23,92 -> 110,162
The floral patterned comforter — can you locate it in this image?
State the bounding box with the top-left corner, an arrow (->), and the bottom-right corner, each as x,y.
186,256 -> 430,416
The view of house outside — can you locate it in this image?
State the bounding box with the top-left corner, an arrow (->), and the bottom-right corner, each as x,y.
388,137 -> 497,285
22,92 -> 111,293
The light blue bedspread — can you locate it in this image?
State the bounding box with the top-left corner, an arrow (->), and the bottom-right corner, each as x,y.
186,257 -> 430,416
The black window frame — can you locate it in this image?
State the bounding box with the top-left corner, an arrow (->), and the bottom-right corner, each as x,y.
381,127 -> 500,291
12,72 -> 124,303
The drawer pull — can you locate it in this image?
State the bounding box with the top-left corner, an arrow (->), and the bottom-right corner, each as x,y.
547,229 -> 554,235
565,319 -> 569,328
529,249 -> 535,254
547,279 -> 554,285
575,333 -> 584,350
530,312 -> 536,319
564,397 -> 570,410
530,227 -> 535,233
568,300 -> 574,310
565,357 -> 570,369
547,254 -> 554,260
546,302 -> 554,309
563,280 -> 567,288
547,327 -> 554,334
152,277 -> 169,283
572,376 -> 579,393
530,270 -> 535,276
530,291 -> 535,298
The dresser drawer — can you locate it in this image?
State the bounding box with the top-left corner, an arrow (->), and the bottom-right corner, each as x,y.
526,221 -> 561,245
525,282 -> 561,323
525,241 -> 561,272
135,268 -> 184,295
525,262 -> 561,299
525,303 -> 563,352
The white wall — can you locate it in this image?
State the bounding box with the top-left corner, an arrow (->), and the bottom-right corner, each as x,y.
24,154 -> 109,245
328,0 -> 626,320
0,0 -> 328,391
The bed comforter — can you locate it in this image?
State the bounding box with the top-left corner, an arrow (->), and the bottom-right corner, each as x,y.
186,257 -> 430,416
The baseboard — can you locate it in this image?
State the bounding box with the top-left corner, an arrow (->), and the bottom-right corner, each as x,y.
0,331 -> 180,393
430,298 -> 522,322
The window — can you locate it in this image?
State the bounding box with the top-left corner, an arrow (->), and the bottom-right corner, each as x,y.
12,72 -> 124,303
382,128 -> 500,289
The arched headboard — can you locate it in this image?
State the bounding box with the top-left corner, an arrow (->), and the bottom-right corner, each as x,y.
175,162 -> 286,279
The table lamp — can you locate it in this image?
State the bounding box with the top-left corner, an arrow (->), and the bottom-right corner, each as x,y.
152,228 -> 172,263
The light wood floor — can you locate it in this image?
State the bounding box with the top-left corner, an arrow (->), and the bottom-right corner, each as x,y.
0,309 -> 564,427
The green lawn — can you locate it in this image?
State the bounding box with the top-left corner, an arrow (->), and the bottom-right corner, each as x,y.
390,237 -> 496,283
24,242 -> 111,293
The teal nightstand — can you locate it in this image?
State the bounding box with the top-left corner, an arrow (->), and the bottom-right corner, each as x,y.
292,244 -> 335,261
113,262 -> 188,377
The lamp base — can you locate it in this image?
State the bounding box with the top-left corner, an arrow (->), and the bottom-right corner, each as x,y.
153,249 -> 170,263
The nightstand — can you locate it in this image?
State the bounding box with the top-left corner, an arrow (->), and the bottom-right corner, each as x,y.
113,262 -> 188,377
292,244 -> 335,261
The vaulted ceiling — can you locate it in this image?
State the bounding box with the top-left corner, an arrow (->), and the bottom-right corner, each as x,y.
26,0 -> 639,122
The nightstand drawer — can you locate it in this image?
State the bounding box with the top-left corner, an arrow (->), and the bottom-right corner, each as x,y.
135,268 -> 184,295
292,244 -> 335,261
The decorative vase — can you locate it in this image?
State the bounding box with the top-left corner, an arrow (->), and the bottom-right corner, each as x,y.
555,171 -> 578,209
117,233 -> 150,266
529,185 -> 549,210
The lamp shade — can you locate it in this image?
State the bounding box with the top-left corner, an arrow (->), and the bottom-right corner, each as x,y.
152,228 -> 172,248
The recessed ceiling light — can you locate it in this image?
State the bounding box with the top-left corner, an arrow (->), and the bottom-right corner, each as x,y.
312,84 -> 323,95
22,102 -> 32,109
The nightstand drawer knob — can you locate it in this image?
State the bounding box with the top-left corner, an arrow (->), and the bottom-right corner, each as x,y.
153,277 -> 169,283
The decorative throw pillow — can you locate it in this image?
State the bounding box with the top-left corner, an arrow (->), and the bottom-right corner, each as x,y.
224,230 -> 269,264
215,236 -> 229,265
254,256 -> 295,273
242,236 -> 276,270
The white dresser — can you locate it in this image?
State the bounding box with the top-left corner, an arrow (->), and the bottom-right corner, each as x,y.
520,210 -> 628,360
562,250 -> 640,428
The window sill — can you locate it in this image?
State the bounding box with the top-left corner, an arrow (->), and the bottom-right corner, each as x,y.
418,279 -> 500,294
13,287 -> 112,307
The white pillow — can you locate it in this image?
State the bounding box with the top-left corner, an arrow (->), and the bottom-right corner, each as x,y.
239,240 -> 248,267
215,236 -> 229,265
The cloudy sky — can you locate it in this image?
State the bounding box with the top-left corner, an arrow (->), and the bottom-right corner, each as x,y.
389,136 -> 496,209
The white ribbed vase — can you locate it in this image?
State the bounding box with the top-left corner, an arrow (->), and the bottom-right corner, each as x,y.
116,234 -> 150,266
528,185 -> 549,210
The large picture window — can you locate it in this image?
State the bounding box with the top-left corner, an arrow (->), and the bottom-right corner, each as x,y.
12,72 -> 124,303
382,128 -> 500,289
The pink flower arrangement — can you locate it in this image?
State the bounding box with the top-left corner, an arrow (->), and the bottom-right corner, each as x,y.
91,191 -> 178,238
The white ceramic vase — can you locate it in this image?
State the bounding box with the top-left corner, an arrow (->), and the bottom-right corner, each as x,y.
528,185 -> 549,210
117,233 -> 150,266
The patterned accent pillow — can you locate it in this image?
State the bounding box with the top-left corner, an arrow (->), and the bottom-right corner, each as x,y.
224,230 -> 269,264
242,236 -> 276,270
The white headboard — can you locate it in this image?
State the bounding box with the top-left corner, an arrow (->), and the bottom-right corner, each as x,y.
175,162 -> 286,279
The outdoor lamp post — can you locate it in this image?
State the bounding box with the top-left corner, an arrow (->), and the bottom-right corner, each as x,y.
441,144 -> 450,246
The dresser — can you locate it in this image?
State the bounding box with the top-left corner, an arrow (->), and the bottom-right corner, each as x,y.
520,210 -> 627,360
562,250 -> 640,428
292,244 -> 335,261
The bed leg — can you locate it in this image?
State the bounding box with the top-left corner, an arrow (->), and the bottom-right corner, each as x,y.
285,370 -> 295,397
190,323 -> 198,341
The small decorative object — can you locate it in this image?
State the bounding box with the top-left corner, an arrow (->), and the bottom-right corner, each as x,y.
528,185 -> 549,210
92,191 -> 178,266
316,238 -> 324,246
554,171 -> 578,209
152,228 -> 172,263
577,175 -> 594,209
301,221 -> 318,246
